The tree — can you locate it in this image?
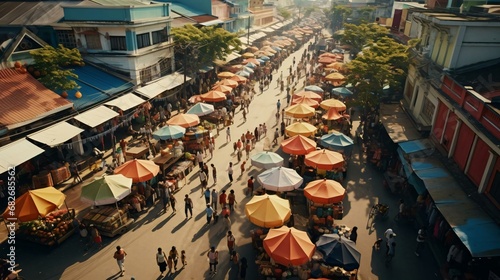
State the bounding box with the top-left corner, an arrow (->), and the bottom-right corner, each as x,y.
340,23 -> 388,54
277,7 -> 292,21
29,44 -> 83,91
324,5 -> 352,31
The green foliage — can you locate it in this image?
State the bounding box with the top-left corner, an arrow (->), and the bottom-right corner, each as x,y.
29,44 -> 83,91
172,25 -> 241,72
352,7 -> 376,24
277,7 -> 292,21
340,23 -> 388,54
324,4 -> 352,31
345,37 -> 409,108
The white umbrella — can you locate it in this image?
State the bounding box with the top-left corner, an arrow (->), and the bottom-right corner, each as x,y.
186,103 -> 215,116
251,151 -> 284,169
257,167 -> 303,192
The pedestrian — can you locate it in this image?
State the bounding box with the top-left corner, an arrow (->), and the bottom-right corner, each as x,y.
169,246 -> 179,271
240,161 -> 246,176
236,139 -> 242,151
230,251 -> 239,268
247,176 -> 254,196
286,92 -> 291,104
275,110 -> 280,124
227,231 -> 236,254
156,247 -> 168,275
167,255 -> 173,273
276,99 -> 281,111
254,127 -> 260,141
245,141 -> 251,159
205,204 -> 214,224
184,194 -> 193,218
263,123 -> 267,136
89,225 -> 102,249
213,210 -> 219,223
169,193 -> 176,213
70,160 -> 82,185
113,246 -> 127,276
414,227 -> 426,256
280,121 -> 286,137
219,190 -> 227,208
211,164 -> 217,184
242,109 -> 246,121
273,128 -> 279,145
228,190 -> 236,211
208,141 -> 214,158
199,170 -> 208,194
207,246 -> 219,274
350,226 -> 358,243
387,234 -> 396,262
240,257 -> 248,279
211,188 -> 218,210
226,127 -> 231,142
204,188 -> 211,204
227,162 -> 234,182
196,151 -> 204,169
203,163 -> 210,181
233,142 -> 238,154
223,214 -> 231,232
181,250 -> 187,267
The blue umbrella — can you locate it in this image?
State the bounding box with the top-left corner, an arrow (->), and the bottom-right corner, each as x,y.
320,132 -> 354,154
245,62 -> 257,69
332,87 -> 353,97
259,56 -> 270,61
152,125 -> 186,140
304,85 -> 324,93
186,102 -> 215,116
316,234 -> 361,271
243,66 -> 254,74
235,71 -> 250,77
271,46 -> 282,51
257,59 -> 266,64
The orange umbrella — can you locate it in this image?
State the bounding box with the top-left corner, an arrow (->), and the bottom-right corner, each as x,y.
243,58 -> 261,65
304,179 -> 346,204
166,113 -> 200,128
320,99 -> 346,111
200,90 -> 226,102
217,71 -> 235,79
322,108 -> 343,120
2,187 -> 65,222
305,149 -> 344,170
280,135 -> 317,155
319,52 -> 337,58
326,62 -> 346,71
293,91 -> 322,102
318,56 -> 335,64
291,96 -> 320,108
230,75 -> 248,84
215,79 -> 239,88
263,226 -> 316,266
247,46 -> 259,53
211,84 -> 233,94
324,73 -> 345,82
285,122 -> 317,137
114,159 -> 160,183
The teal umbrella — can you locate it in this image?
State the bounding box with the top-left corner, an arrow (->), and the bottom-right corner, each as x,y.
236,71 -> 250,77
304,85 -> 324,93
251,151 -> 284,169
332,87 -> 353,97
186,102 -> 215,116
246,62 -> 257,69
259,56 -> 270,61
152,125 -> 186,140
320,132 -> 354,154
243,66 -> 254,74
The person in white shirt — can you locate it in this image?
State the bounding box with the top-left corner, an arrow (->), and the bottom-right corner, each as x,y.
226,127 -> 231,142
196,151 -> 204,169
227,162 -> 234,183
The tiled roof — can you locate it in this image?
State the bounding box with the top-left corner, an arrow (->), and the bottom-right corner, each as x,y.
191,15 -> 219,23
0,68 -> 72,129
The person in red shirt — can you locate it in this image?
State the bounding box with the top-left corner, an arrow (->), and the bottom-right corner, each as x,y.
221,206 -> 231,217
228,189 -> 236,211
219,190 -> 227,208
247,176 -> 254,196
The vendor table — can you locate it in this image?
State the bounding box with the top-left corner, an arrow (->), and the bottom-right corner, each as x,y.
153,154 -> 181,174
126,146 -> 149,159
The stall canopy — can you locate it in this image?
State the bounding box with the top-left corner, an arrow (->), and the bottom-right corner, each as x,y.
0,138 -> 45,174
73,106 -> 119,128
135,72 -> 192,99
28,121 -> 84,147
379,104 -> 421,143
397,139 -> 435,195
104,93 -> 146,111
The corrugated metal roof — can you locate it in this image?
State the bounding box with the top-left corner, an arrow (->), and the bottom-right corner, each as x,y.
0,1 -> 91,26
191,15 -> 219,23
0,68 -> 73,129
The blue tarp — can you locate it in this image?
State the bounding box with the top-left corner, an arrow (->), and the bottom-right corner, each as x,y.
397,139 -> 435,195
399,139 -> 433,154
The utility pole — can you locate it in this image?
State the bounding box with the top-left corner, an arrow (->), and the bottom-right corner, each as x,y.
247,17 -> 251,46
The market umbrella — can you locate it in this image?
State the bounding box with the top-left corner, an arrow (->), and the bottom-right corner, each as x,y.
245,194 -> 291,228
259,55 -> 270,61
242,52 -> 255,58
304,85 -> 324,93
263,226 -> 316,266
216,79 -> 239,88
320,132 -> 354,153
293,91 -> 322,102
243,58 -> 261,65
304,179 -> 346,204
305,149 -> 344,170
291,96 -> 320,108
211,84 -> 233,94
251,151 -> 284,169
2,187 -> 66,222
316,234 -> 361,271
318,56 -> 335,64
246,46 -> 259,53
284,104 -> 315,118
152,125 -> 186,140
332,87 -> 353,97
245,62 -> 257,69
326,62 -> 346,71
285,122 -> 317,137
320,99 -> 347,111
166,113 -> 200,128
242,66 -> 254,74
217,71 -> 235,79
200,90 -> 227,103
188,95 -> 202,104
186,102 -> 215,116
80,174 -> 132,206
322,108 -> 343,121
257,166 -> 303,192
281,135 -> 317,155
325,73 -> 345,83
230,74 -> 248,84
320,52 -> 337,58
114,159 -> 160,183
235,71 -> 251,77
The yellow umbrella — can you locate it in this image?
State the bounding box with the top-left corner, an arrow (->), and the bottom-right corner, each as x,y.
320,99 -> 347,111
217,71 -> 235,79
242,52 -> 255,59
324,72 -> 345,82
285,122 -> 317,137
245,194 -> 291,228
326,62 -> 346,71
285,104 -> 316,118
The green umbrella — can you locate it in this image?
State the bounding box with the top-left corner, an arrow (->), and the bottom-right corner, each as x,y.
80,175 -> 132,206
251,151 -> 284,169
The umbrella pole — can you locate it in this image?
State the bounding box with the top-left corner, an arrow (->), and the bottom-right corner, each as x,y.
115,202 -> 124,226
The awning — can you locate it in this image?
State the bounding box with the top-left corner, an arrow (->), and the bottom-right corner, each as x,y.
224,52 -> 241,63
262,27 -> 275,33
380,104 -> 421,143
104,93 -> 146,111
399,139 -> 433,154
274,22 -> 284,29
135,73 -> 191,100
199,19 -> 223,26
28,121 -> 84,147
73,106 -> 119,128
0,138 -> 45,174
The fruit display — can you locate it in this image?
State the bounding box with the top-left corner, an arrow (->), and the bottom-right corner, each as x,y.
81,205 -> 130,236
17,209 -> 75,246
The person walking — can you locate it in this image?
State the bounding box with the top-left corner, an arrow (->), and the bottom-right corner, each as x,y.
169,246 -> 179,271
204,188 -> 211,205
226,127 -> 231,142
211,164 -> 217,184
222,214 -> 231,233
245,141 -> 251,159
167,255 -> 173,274
70,161 -> 82,185
207,246 -> 219,274
169,193 -> 177,213
203,163 -> 210,182
208,141 -> 214,159
199,170 -> 208,194
184,194 -> 193,218
228,190 -> 236,211
196,151 -> 204,169
276,100 -> 281,111
219,190 -> 227,208
272,128 -> 279,145
247,177 -> 254,196
280,121 -> 286,137
254,127 -> 259,141
156,247 -> 168,275
350,226 -> 358,243
227,162 -> 234,183
227,231 -> 236,254
211,189 -> 218,211
240,161 -> 246,177
414,227 -> 426,256
89,225 -> 102,249
205,204 -> 214,225
113,246 -> 127,276
181,250 -> 187,267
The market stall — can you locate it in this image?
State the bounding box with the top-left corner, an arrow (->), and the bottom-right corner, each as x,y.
312,234 -> 360,279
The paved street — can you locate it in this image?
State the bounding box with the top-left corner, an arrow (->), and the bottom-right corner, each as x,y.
3,35 -> 442,280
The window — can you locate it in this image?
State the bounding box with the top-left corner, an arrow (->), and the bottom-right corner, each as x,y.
404,80 -> 414,102
110,36 -> 126,51
136,33 -> 151,49
140,66 -> 152,84
421,97 -> 436,124
152,30 -> 169,44
159,57 -> 173,76
85,34 -> 102,50
56,30 -> 77,48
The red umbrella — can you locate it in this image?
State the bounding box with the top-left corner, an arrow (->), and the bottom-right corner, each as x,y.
280,135 -> 317,155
